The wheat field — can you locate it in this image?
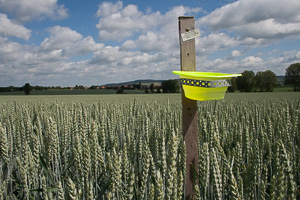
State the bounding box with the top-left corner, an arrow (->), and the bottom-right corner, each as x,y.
0,93 -> 299,199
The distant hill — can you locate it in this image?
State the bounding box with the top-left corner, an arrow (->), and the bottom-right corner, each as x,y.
104,79 -> 165,87
103,76 -> 286,87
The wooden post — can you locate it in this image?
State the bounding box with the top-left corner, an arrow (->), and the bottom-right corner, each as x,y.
178,16 -> 199,200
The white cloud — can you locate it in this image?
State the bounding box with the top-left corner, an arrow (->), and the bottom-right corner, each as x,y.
197,48 -> 300,76
89,46 -> 138,65
0,25 -> 105,86
197,51 -> 300,76
198,0 -> 300,40
0,1 -> 205,86
96,1 -> 123,17
96,2 -> 202,41
196,33 -> 238,55
267,50 -> 300,68
0,13 -> 31,40
231,50 -> 241,57
193,0 -> 300,61
0,37 -> 28,63
41,26 -> 82,50
90,3 -> 205,83
199,0 -> 300,29
1,1 -> 300,87
0,0 -> 68,22
40,26 -> 103,57
90,2 -> 204,84
242,56 -> 264,68
206,58 -> 240,72
135,31 -> 175,53
76,36 -> 105,55
235,19 -> 300,39
96,6 -> 160,41
132,6 -> 203,53
238,37 -> 269,47
120,40 -> 137,51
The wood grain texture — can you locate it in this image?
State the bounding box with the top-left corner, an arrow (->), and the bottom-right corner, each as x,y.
178,16 -> 199,200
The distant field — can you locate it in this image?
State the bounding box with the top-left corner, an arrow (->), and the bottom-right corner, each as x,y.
225,91 -> 300,101
0,89 -> 147,95
273,86 -> 295,92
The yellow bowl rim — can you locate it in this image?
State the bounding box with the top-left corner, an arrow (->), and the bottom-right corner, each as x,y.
173,71 -> 242,78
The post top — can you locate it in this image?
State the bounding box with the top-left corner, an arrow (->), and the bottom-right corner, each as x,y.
178,16 -> 194,19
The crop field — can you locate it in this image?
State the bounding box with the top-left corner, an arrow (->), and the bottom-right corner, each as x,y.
0,92 -> 299,199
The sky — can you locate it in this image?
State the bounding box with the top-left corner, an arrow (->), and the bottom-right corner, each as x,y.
0,0 -> 300,87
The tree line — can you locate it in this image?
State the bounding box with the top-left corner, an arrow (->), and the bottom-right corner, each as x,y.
1,63 -> 299,95
0,85 -> 70,94
162,63 -> 300,93
230,63 -> 300,92
231,70 -> 278,92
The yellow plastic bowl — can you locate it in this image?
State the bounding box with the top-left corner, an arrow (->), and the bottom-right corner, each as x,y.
173,71 -> 242,101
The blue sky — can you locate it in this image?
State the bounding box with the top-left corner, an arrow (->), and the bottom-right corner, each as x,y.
0,0 -> 300,87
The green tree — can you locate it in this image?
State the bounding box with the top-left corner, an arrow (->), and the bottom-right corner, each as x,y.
255,71 -> 264,92
116,88 -> 124,94
236,70 -> 255,92
161,80 -> 180,93
255,70 -> 277,92
150,83 -> 154,93
285,63 -> 300,91
262,70 -> 277,92
227,77 -> 237,92
156,87 -> 161,93
23,83 -> 31,95
136,81 -> 142,89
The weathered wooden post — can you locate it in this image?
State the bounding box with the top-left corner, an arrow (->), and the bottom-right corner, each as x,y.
178,16 -> 198,199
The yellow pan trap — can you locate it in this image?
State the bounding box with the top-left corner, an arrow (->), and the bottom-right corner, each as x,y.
173,71 -> 242,101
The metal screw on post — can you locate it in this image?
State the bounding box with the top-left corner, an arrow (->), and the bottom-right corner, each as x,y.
178,16 -> 199,200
